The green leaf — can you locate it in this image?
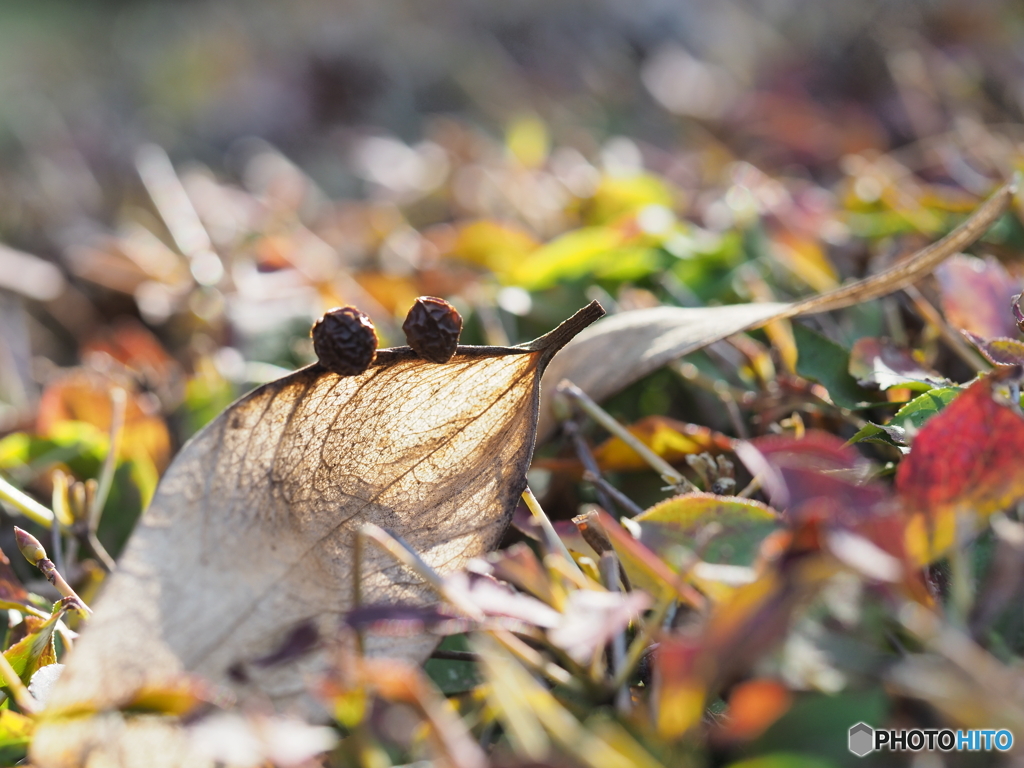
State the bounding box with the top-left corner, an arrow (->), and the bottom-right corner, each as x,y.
636,493 -> 779,567
891,386 -> 962,430
725,754 -> 837,768
3,611 -> 61,685
424,634 -> 479,694
0,709 -> 32,760
847,422 -> 907,449
792,323 -> 874,410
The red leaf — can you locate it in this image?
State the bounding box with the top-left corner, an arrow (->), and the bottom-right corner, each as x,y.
897,372 -> 1024,562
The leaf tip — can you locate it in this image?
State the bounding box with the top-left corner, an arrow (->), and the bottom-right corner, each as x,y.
526,301 -> 606,362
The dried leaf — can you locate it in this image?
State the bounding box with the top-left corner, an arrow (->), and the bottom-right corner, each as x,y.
537,183 -> 1013,439
39,303 -> 604,762
594,417 -> 734,471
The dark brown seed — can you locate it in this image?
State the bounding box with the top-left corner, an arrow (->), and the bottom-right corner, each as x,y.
311,306 -> 378,376
402,297 -> 463,363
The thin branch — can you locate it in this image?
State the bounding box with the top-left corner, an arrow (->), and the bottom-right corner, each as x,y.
582,472 -> 645,517
903,285 -> 990,372
556,380 -> 696,493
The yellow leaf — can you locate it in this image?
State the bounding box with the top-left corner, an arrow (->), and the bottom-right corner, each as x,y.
506,115 -> 550,169
507,226 -> 628,289
770,231 -> 838,293
592,416 -> 734,472
449,220 -> 539,274
586,174 -> 677,225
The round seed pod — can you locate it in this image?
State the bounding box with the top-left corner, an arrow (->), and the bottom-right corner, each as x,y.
311,306 -> 378,376
402,297 -> 463,363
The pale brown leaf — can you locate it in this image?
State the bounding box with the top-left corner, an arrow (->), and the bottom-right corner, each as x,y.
34,303 -> 603,768
537,182 -> 1014,440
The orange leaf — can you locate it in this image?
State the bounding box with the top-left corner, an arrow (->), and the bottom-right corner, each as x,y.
717,679 -> 791,741
37,369 -> 172,471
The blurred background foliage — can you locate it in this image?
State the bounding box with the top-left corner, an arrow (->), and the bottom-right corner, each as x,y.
5,0 -> 1024,765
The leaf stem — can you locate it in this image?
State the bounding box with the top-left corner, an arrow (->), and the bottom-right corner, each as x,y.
784,182 -> 1015,317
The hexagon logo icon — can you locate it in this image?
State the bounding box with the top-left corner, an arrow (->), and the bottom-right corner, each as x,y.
849,722 -> 874,757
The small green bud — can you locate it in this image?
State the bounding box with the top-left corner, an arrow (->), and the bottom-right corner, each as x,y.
13,527 -> 47,566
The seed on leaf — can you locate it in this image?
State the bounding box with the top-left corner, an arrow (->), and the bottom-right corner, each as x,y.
402,296 -> 463,363
311,306 -> 378,376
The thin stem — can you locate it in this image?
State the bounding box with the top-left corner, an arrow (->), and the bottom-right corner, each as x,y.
738,474 -> 763,499
599,553 -> 631,714
903,285 -> 990,372
87,531 -> 117,573
555,380 -> 696,493
522,487 -> 581,576
359,524 -> 484,621
564,420 -> 617,514
0,475 -> 55,528
13,528 -> 92,617
89,388 -> 127,534
611,592 -> 675,692
489,629 -> 577,690
582,472 -> 645,517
